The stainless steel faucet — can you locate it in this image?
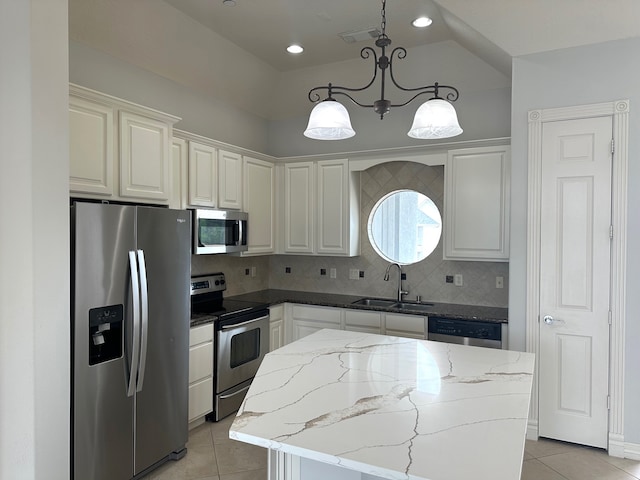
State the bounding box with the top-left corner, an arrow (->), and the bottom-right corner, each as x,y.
384,263 -> 409,302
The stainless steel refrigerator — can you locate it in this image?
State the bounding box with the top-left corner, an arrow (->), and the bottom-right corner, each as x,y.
71,202 -> 191,480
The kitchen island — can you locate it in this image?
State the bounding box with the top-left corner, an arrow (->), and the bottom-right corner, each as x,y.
230,329 -> 535,480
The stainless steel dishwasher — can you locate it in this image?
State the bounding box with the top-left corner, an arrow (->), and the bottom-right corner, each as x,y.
427,316 -> 504,349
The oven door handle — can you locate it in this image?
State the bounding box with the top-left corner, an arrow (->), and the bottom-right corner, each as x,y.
218,383 -> 251,400
220,315 -> 269,331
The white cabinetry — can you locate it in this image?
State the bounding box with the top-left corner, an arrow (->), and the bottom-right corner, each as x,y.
69,95 -> 114,196
283,304 -> 426,344
218,150 -> 243,210
269,305 -> 284,352
69,84 -> 179,204
188,324 -> 214,425
284,162 -> 315,254
243,157 -> 275,255
282,159 -> 359,257
444,146 -> 510,261
119,111 -> 172,201
288,304 -> 342,343
188,141 -> 217,207
344,310 -> 382,334
170,138 -> 188,210
384,313 -> 426,339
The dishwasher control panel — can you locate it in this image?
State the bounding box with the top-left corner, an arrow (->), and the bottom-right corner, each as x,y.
428,316 -> 503,348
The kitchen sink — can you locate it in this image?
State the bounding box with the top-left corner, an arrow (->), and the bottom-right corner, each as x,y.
391,301 -> 434,313
351,298 -> 398,308
352,298 -> 435,312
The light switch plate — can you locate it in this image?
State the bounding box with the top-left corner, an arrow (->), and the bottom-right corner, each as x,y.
454,274 -> 463,287
349,269 -> 359,280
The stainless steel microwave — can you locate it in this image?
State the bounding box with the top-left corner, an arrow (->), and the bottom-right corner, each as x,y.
191,209 -> 248,254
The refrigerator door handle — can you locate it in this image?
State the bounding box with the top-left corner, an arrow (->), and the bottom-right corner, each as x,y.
127,250 -> 141,397
136,249 -> 149,392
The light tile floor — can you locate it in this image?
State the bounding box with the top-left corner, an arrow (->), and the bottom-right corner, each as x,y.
141,415 -> 267,480
143,416 -> 640,480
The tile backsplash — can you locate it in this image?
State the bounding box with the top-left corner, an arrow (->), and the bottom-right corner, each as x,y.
192,161 -> 508,307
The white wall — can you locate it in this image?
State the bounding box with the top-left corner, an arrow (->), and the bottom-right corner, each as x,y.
510,38 -> 640,443
69,41 -> 271,154
0,0 -> 70,479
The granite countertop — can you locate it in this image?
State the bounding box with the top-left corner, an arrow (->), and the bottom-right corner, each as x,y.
230,329 -> 535,480
225,289 -> 508,323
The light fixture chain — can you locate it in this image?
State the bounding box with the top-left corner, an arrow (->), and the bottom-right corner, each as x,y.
380,0 -> 386,36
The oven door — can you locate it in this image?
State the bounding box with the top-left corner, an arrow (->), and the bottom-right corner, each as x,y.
216,310 -> 269,393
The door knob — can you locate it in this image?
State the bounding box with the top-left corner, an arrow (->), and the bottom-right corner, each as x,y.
543,315 -> 554,324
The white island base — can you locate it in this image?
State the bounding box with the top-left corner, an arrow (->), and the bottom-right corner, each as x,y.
230,329 -> 535,480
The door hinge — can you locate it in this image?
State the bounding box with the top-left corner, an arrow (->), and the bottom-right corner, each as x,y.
611,138 -> 615,155
608,310 -> 612,325
610,225 -> 614,239
607,395 -> 611,410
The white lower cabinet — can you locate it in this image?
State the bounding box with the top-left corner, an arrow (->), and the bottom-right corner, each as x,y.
269,305 -> 284,352
384,313 -> 427,339
344,310 -> 382,335
288,304 -> 342,342
188,324 -> 214,425
283,304 -> 426,344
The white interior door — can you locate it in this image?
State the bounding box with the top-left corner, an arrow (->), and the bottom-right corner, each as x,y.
538,116 -> 612,448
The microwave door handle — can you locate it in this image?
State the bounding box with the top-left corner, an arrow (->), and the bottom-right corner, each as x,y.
233,221 -> 241,246
135,249 -> 149,393
127,250 -> 141,398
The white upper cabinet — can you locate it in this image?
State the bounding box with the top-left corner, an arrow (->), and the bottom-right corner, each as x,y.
218,150 -> 243,210
119,111 -> 171,201
188,141 -> 217,207
69,95 -> 114,196
444,145 -> 510,261
242,156 -> 275,255
69,84 -> 180,204
282,159 -> 360,257
284,162 -> 315,254
170,138 -> 188,210
316,159 -> 359,256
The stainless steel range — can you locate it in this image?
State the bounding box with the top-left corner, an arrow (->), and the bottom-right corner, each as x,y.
190,273 -> 269,421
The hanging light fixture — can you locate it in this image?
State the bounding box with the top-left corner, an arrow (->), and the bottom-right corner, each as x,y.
304,0 -> 462,141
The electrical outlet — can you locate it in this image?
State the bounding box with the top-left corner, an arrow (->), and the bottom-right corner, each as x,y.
454,274 -> 463,287
349,269 -> 359,280
446,275 -> 454,284
496,276 -> 504,289
320,268 -> 326,276
330,268 -> 337,279
251,266 -> 256,278
285,267 -> 291,274
359,270 -> 365,278
245,268 -> 250,276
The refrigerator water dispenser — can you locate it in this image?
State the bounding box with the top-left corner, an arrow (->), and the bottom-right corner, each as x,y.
89,305 -> 123,365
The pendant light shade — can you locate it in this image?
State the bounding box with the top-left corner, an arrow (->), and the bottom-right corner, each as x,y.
407,98 -> 463,139
303,100 -> 355,140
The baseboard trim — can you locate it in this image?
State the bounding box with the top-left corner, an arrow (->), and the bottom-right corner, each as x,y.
623,441 -> 640,461
526,420 -> 539,441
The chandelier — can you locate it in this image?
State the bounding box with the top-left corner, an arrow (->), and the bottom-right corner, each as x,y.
303,0 -> 463,141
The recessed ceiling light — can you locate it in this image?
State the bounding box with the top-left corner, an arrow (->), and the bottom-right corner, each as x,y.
412,16 -> 433,28
287,44 -> 304,54
222,0 -> 236,6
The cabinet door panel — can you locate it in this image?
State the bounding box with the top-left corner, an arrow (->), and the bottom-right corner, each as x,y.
189,342 -> 213,383
444,146 -> 510,261
270,320 -> 284,352
284,162 -> 314,253
69,97 -> 114,196
317,160 -> 348,254
218,150 -> 243,210
188,378 -> 213,422
119,111 -> 171,201
188,142 -> 217,207
243,157 -> 275,255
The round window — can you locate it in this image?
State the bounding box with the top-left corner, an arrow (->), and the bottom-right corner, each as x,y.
367,189 -> 442,265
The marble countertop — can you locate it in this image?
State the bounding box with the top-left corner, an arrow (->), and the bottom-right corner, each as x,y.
230,329 -> 535,480
226,289 -> 508,323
